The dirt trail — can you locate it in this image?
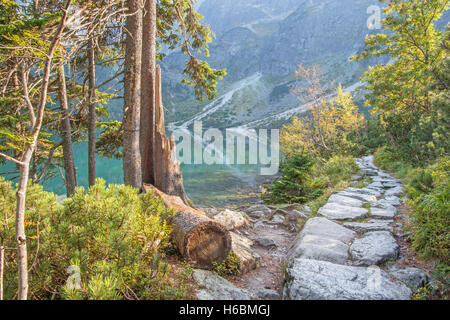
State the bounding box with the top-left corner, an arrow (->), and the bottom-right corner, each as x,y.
228,216 -> 297,299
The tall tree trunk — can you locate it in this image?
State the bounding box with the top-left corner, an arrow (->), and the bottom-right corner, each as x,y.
140,0 -> 156,185
123,0 -> 143,189
57,63 -> 77,196
88,39 -> 96,187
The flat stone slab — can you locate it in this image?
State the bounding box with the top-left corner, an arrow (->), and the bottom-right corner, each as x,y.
318,203 -> 368,221
283,258 -> 411,300
337,190 -> 377,203
350,231 -> 399,266
287,217 -> 355,264
345,187 -> 382,198
327,194 -> 364,207
194,269 -> 251,300
372,199 -> 399,210
344,220 -> 393,233
385,196 -> 401,206
385,186 -> 403,197
371,207 -> 396,220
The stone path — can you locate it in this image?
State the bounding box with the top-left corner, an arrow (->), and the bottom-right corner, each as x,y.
283,155 -> 427,300
192,155 -> 428,300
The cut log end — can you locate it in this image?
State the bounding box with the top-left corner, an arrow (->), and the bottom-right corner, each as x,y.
172,212 -> 231,269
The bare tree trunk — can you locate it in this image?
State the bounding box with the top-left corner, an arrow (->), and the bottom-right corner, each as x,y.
14,0 -> 73,300
140,0 -> 156,185
15,155 -> 31,300
153,65 -> 190,204
57,63 -> 77,196
88,39 -> 96,187
123,0 -> 143,189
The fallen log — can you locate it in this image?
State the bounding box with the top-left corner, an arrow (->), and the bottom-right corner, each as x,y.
143,184 -> 231,269
172,211 -> 231,269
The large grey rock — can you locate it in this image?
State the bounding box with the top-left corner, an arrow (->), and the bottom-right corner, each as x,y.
194,269 -> 251,300
371,207 -> 396,220
318,203 -> 368,221
231,232 -> 261,274
350,231 -> 399,266
389,266 -> 428,292
287,217 -> 355,264
344,220 -> 393,233
327,194 -> 364,207
337,190 -> 377,203
213,209 -> 247,230
283,258 -> 412,300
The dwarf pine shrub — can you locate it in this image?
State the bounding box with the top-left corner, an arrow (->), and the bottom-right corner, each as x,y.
0,178 -> 194,300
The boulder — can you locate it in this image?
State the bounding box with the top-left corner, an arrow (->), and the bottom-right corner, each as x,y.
283,258 -> 411,300
318,203 -> 368,221
287,217 -> 355,264
350,231 -> 399,266
193,269 -> 251,300
213,209 -> 247,230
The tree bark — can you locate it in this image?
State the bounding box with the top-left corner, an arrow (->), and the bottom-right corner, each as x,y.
57,63 -> 77,196
140,0 -> 156,185
123,0 -> 143,189
87,39 -> 96,187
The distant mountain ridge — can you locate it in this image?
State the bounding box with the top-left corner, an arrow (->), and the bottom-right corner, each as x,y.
161,0 -> 448,129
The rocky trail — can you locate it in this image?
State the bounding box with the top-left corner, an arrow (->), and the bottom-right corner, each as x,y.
192,156 -> 429,300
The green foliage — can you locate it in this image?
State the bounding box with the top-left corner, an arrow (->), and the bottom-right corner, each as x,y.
352,0 -> 449,162
262,153 -> 323,205
0,178 -> 194,300
212,251 -> 241,277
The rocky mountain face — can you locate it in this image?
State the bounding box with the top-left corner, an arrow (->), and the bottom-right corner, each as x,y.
162,0 -> 446,129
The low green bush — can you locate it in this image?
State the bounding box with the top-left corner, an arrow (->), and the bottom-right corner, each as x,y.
0,178 -> 194,300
